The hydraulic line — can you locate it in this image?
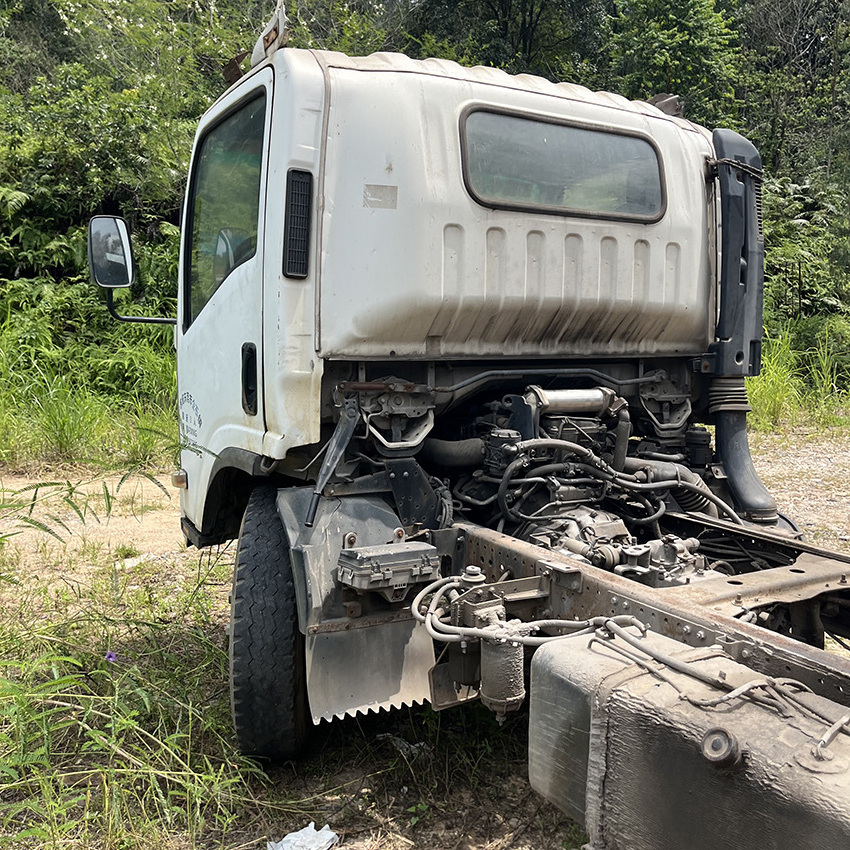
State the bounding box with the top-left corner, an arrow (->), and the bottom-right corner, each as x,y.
412,576 -> 646,646
572,462 -> 742,525
495,436 -> 740,525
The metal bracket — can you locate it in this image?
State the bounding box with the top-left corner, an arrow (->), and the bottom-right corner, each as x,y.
386,457 -> 441,528
428,662 -> 480,711
305,396 -> 360,526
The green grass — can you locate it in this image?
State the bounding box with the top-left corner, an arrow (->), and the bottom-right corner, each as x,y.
112,543 -> 142,560
747,329 -> 804,430
747,321 -> 850,432
0,384 -> 175,472
0,544 -> 280,849
0,474 -> 171,549
0,480 -> 580,848
27,374 -> 106,463
805,321 -> 850,427
0,571 -> 579,848
0,309 -> 177,472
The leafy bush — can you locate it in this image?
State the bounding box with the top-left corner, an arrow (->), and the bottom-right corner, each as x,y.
762,178 -> 850,325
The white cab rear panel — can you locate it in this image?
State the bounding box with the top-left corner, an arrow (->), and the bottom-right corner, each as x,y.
313,52 -> 715,360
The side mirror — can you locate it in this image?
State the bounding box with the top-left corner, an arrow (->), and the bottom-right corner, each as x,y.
88,216 -> 135,288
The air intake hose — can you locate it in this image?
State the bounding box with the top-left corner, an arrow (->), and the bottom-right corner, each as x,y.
420,437 -> 486,468
710,378 -> 777,523
623,457 -> 718,518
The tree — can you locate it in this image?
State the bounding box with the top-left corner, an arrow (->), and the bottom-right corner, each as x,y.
0,0 -> 78,92
407,0 -> 607,81
761,177 -> 850,323
288,0 -> 411,53
734,0 -> 850,176
605,0 -> 738,127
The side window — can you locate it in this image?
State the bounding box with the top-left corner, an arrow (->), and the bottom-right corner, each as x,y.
184,92 -> 266,327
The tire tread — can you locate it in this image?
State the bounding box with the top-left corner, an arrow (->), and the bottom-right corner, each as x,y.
229,486 -> 307,760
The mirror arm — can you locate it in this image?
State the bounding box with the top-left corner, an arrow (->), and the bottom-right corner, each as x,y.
105,288 -> 176,326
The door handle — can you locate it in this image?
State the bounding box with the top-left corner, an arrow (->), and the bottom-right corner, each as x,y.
241,342 -> 258,415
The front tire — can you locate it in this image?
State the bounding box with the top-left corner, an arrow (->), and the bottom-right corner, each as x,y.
229,486 -> 309,760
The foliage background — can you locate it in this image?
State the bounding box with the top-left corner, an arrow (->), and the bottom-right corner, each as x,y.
2,0 -> 850,464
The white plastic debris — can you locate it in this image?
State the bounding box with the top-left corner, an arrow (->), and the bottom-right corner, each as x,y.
267,822 -> 339,850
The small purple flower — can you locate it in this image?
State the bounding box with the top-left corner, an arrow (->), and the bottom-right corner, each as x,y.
104,651 -> 117,663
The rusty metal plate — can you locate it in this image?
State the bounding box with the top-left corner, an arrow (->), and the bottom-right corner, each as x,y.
661,551 -> 850,615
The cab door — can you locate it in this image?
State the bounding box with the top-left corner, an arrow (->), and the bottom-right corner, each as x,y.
177,69 -> 273,529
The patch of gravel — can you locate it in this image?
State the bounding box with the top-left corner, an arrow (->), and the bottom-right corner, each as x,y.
750,429 -> 850,552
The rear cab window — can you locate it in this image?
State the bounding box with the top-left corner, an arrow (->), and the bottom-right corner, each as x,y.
462,108 -> 665,222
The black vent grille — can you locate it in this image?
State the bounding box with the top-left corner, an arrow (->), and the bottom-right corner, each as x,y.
755,180 -> 764,242
283,169 -> 313,278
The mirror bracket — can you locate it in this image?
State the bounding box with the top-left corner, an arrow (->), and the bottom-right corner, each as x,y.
104,288 -> 176,326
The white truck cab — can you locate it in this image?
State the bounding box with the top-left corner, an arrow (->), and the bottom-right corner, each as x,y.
89,18 -> 850,848
174,45 -> 732,545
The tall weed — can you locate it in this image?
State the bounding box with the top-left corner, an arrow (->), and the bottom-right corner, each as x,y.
749,316 -> 850,431
803,318 -> 849,426
0,629 -> 263,847
0,543 -> 273,848
112,400 -> 177,468
747,329 -> 804,430
85,338 -> 176,413
27,374 -> 108,463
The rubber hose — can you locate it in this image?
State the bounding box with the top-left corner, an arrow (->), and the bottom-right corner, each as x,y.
715,410 -> 778,523
623,456 -> 719,518
420,437 -> 486,468
498,455 -> 531,521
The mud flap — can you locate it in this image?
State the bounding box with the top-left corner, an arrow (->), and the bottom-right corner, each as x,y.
276,486 -> 435,722
306,618 -> 434,721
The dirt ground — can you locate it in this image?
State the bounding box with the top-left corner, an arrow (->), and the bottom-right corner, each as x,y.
749,430 -> 850,551
0,470 -> 187,570
2,428 -> 850,849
